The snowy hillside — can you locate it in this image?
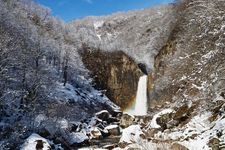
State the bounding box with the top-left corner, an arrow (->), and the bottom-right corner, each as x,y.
69,5 -> 177,71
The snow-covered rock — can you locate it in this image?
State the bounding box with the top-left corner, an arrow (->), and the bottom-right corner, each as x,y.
95,110 -> 110,121
149,108 -> 174,129
120,125 -> 144,144
20,133 -> 51,150
90,127 -> 102,139
67,132 -> 89,145
120,113 -> 135,128
105,125 -> 120,136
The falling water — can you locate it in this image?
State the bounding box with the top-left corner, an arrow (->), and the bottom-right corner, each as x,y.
126,75 -> 148,116
134,75 -> 148,115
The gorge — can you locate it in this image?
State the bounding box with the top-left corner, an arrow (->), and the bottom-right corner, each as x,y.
1,0 -> 225,150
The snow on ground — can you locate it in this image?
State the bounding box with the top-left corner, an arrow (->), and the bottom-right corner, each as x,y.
120,125 -> 144,144
49,81 -> 119,110
179,112 -> 214,150
52,82 -> 79,103
153,111 -> 225,150
20,133 -> 51,150
149,108 -> 174,129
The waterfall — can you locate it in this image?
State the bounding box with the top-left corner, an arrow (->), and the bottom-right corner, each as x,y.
126,75 -> 148,116
134,75 -> 148,115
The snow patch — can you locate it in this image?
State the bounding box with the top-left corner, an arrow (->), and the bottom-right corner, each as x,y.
105,124 -> 119,130
21,133 -> 51,150
120,125 -> 144,144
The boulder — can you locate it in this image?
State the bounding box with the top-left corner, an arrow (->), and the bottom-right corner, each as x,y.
149,109 -> 174,129
118,142 -> 130,149
156,112 -> 174,130
173,104 -> 189,120
21,133 -> 51,150
95,110 -> 110,121
90,127 -> 102,139
99,128 -> 110,138
120,113 -> 135,128
134,115 -> 152,127
106,117 -> 120,124
105,125 -> 121,136
171,143 -> 189,150
111,109 -> 123,118
120,125 -> 144,144
208,138 -> 220,150
145,128 -> 160,138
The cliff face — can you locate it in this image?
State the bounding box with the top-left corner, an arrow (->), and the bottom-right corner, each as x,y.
71,4 -> 176,110
95,1 -> 225,149
147,0 -> 225,110
79,45 -> 143,109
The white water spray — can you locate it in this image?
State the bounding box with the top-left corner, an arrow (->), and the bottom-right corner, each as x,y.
126,75 -> 148,116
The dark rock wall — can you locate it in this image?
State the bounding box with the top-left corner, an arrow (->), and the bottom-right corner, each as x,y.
79,46 -> 143,109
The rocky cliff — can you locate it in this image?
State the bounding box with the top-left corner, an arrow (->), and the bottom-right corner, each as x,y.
148,0 -> 225,109
79,45 -> 143,109
72,4 -> 177,109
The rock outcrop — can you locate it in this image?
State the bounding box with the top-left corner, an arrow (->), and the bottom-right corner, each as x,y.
79,45 -> 143,109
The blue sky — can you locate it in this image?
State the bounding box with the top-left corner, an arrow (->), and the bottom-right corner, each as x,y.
36,0 -> 174,21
